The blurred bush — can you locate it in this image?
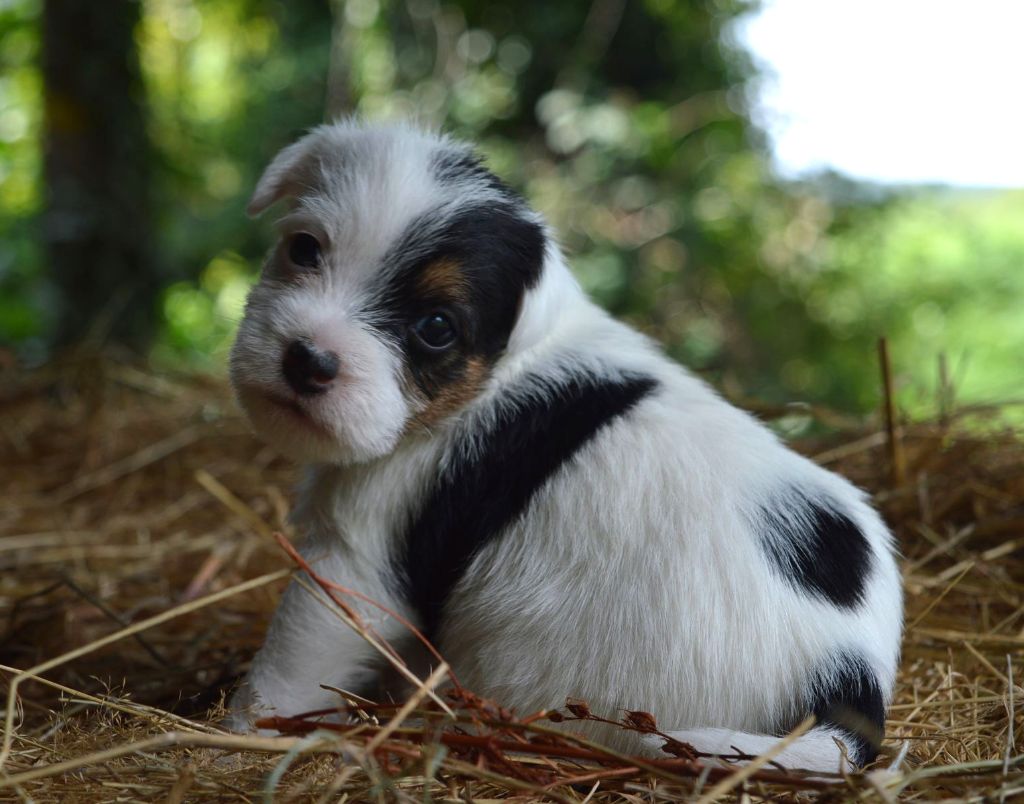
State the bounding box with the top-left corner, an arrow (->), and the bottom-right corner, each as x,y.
0,0 -> 1020,418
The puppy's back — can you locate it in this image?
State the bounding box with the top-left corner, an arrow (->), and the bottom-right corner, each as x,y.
425,311 -> 900,764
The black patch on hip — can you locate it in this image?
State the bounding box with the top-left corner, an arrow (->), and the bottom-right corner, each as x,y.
785,652 -> 886,767
393,372 -> 658,639
756,490 -> 872,609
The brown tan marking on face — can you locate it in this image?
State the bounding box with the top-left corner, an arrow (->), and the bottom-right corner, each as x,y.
407,356 -> 490,430
416,258 -> 470,304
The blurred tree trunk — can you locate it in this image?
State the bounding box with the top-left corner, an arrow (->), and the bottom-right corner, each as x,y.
42,0 -> 157,351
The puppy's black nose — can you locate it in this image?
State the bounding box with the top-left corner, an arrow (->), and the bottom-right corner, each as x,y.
282,339 -> 340,395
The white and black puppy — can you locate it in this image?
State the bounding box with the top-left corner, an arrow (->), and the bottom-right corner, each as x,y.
227,120 -> 903,773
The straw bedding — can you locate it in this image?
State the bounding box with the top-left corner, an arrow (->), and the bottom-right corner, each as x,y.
1,357 -> 1022,802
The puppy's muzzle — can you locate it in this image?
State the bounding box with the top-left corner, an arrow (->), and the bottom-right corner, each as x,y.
282,338 -> 340,396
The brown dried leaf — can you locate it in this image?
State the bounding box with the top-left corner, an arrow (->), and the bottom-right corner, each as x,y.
564,698 -> 591,718
623,709 -> 658,732
658,737 -> 700,760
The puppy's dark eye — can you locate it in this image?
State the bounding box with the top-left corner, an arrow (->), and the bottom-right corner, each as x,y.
287,232 -> 321,268
412,312 -> 457,350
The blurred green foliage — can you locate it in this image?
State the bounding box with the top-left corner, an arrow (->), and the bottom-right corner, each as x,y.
0,0 -> 1020,418
0,0 -> 45,349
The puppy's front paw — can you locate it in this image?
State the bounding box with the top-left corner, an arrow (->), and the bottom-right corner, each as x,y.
222,681 -> 273,734
221,708 -> 257,734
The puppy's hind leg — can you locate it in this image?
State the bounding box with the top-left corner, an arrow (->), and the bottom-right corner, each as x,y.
648,726 -> 862,774
650,657 -> 887,774
655,651 -> 888,770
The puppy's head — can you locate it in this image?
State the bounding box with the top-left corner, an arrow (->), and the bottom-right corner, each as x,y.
230,121 -> 548,464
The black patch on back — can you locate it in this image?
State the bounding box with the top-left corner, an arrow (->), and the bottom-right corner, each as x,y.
393,373 -> 658,638
756,491 -> 872,609
788,653 -> 886,767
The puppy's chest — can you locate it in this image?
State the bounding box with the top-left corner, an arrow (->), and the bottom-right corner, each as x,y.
298,438 -> 448,559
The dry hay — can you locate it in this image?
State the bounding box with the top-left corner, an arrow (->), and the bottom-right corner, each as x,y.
1,355 -> 1022,802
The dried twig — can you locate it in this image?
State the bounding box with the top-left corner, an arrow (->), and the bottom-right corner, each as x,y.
878,337 -> 907,486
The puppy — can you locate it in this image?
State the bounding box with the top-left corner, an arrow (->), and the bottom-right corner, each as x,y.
226,120 -> 902,773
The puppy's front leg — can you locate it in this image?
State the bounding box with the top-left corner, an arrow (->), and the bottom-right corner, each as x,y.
225,553 -> 410,732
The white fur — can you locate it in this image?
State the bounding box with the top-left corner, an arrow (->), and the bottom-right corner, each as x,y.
225,121 -> 903,774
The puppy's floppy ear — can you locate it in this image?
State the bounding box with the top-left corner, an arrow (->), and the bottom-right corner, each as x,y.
247,134 -> 320,217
